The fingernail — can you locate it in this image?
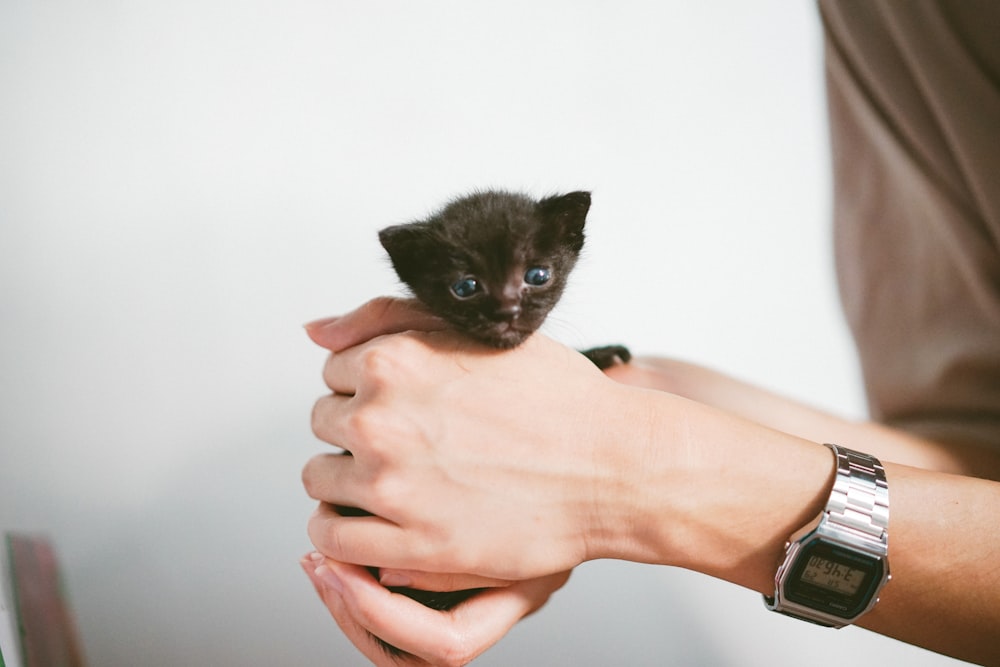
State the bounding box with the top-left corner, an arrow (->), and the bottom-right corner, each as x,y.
379,571 -> 413,588
308,551 -> 325,565
315,564 -> 344,593
303,316 -> 339,331
304,317 -> 345,350
299,558 -> 324,594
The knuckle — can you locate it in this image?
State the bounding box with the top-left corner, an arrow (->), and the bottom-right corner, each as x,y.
344,402 -> 382,445
301,455 -> 328,495
300,453 -> 337,499
300,457 -> 319,495
358,345 -> 397,387
310,395 -> 332,439
359,334 -> 427,386
362,295 -> 398,319
321,353 -> 339,390
367,473 -> 407,516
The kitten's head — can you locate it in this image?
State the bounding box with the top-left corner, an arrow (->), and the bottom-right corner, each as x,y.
379,190 -> 590,348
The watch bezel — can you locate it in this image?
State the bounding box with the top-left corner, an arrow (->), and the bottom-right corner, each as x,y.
781,535 -> 886,619
769,523 -> 890,627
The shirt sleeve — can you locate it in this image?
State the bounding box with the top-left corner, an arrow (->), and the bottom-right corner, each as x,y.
820,0 -> 1000,451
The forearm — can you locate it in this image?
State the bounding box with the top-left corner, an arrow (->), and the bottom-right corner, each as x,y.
607,356 -> 1000,480
604,386 -> 1000,665
593,388 -> 834,593
859,464 -> 1000,666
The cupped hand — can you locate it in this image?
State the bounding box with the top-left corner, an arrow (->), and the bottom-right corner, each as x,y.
300,553 -> 571,667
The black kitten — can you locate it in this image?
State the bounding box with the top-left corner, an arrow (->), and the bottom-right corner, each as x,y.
380,189 -> 630,365
341,190 -> 629,656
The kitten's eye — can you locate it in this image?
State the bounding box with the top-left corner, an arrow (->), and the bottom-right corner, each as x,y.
524,266 -> 551,286
450,277 -> 480,299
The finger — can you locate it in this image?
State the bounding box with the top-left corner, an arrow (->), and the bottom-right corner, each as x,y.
300,553 -> 326,600
377,569 -> 513,592
304,558 -> 430,666
305,297 -> 445,352
307,502 -> 416,569
321,347 -> 363,396
301,453 -> 362,505
309,393 -> 357,450
319,329 -> 432,397
320,559 -> 571,665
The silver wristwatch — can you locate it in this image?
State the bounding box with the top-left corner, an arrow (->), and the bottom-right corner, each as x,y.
764,443 -> 890,627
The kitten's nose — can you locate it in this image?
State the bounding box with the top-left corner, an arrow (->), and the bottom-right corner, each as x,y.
495,281 -> 523,320
496,301 -> 522,320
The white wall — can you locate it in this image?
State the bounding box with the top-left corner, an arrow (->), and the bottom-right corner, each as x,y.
0,1 -> 970,665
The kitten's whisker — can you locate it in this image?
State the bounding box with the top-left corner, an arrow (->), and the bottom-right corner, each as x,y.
539,314 -> 587,348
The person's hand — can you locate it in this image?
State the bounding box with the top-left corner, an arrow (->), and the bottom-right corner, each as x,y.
302,297 -> 605,662
303,328 -> 636,580
300,553 -> 571,666
302,297 -> 653,581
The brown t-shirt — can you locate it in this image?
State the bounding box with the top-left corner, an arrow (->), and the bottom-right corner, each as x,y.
820,0 -> 1000,452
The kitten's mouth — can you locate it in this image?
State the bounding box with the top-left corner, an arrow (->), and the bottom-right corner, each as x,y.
482,320 -> 536,349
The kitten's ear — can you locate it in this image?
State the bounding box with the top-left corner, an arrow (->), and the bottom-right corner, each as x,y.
378,222 -> 437,284
537,191 -> 591,251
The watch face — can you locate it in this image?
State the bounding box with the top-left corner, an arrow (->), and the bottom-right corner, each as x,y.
783,539 -> 884,619
800,554 -> 866,595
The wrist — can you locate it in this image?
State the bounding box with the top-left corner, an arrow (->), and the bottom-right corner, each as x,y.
589,388 -> 834,593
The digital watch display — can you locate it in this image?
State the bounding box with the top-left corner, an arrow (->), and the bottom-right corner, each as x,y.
765,444 -> 890,627
800,554 -> 866,595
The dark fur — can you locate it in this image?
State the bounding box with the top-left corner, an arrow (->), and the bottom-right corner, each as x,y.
344,190 -> 629,657
379,190 -> 588,349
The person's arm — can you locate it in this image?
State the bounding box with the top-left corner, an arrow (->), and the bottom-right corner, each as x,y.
604,357 -> 1000,481
604,357 -> 1000,663
303,298 -> 1000,666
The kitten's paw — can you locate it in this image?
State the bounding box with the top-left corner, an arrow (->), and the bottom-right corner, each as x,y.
580,344 -> 631,370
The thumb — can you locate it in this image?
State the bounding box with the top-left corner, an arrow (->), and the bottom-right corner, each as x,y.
304,296 -> 445,352
377,569 -> 513,592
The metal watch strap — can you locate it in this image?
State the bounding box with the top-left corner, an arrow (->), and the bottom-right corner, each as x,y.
764,443 -> 890,627
823,443 -> 889,550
